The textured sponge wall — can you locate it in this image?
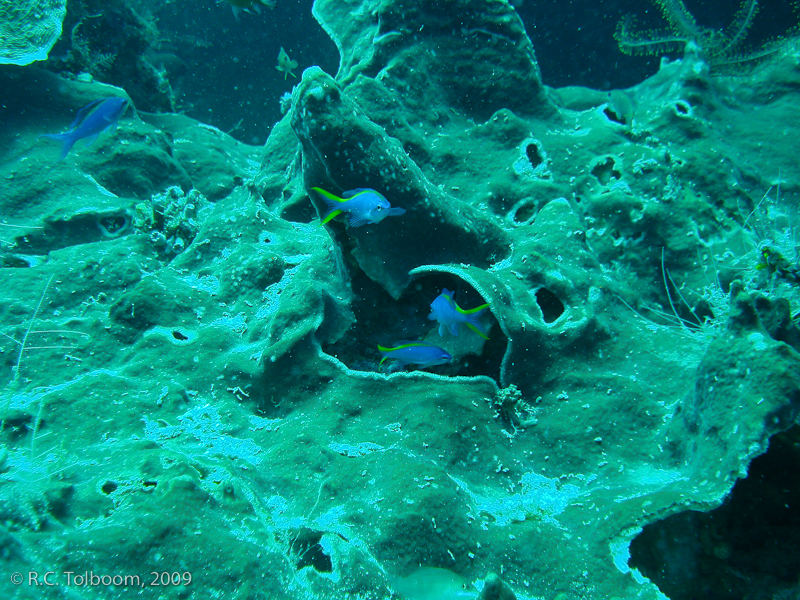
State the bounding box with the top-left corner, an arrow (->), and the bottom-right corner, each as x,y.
0,0 -> 66,66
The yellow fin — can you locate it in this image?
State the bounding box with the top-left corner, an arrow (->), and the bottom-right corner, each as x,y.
456,302 -> 489,315
311,187 -> 345,203
465,323 -> 489,340
320,209 -> 343,225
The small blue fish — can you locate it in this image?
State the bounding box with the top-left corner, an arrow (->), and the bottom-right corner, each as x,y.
311,187 -> 406,227
42,97 -> 130,161
428,288 -> 490,340
378,341 -> 452,369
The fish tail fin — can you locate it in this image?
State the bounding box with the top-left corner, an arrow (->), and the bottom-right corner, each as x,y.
377,344 -> 391,364
458,302 -> 490,315
311,187 -> 346,225
465,321 -> 489,340
40,132 -> 76,162
460,304 -> 490,339
319,209 -> 344,226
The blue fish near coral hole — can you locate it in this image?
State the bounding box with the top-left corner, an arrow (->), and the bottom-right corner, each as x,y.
429,288 -> 490,340
41,96 -> 130,161
311,187 -> 406,227
378,341 -> 452,369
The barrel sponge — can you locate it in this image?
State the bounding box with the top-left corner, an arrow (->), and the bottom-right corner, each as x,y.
0,0 -> 67,66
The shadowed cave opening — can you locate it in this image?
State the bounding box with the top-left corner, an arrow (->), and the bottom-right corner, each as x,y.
629,426 -> 800,600
289,528 -> 333,573
321,269 -> 506,380
511,199 -> 539,225
591,157 -> 622,185
535,287 -> 565,323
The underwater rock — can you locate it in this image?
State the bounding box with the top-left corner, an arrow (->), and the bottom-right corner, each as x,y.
313,0 -> 555,120
4,0 -> 800,599
668,285 -> 800,493
407,198 -> 609,394
0,0 -> 66,66
478,573 -> 517,600
290,67 -> 511,298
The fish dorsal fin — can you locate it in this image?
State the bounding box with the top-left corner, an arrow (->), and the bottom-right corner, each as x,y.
69,98 -> 107,130
311,187 -> 346,203
343,188 -> 369,198
392,340 -> 432,349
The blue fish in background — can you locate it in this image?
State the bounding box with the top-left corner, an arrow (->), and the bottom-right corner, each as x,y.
378,341 -> 452,369
311,187 -> 406,227
429,288 -> 490,340
42,97 -> 130,161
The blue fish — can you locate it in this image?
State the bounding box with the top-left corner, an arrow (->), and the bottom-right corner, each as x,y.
42,97 -> 130,161
378,341 -> 452,369
311,187 -> 406,227
428,288 -> 490,340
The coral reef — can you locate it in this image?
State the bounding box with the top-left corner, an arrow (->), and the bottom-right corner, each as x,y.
45,0 -> 176,112
0,0 -> 799,599
0,0 -> 66,66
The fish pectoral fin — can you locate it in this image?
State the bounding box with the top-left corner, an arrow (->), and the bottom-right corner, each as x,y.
348,216 -> 370,227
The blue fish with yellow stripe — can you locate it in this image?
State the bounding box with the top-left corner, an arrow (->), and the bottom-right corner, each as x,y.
428,288 -> 490,339
311,187 -> 406,227
378,341 -> 452,369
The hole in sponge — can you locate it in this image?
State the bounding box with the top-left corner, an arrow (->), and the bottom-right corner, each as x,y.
290,529 -> 333,572
591,157 -> 622,186
535,288 -> 565,323
526,143 -> 543,169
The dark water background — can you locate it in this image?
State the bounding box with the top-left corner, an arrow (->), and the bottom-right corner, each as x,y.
45,0 -> 799,144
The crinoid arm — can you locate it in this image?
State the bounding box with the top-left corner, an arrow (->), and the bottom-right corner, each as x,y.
717,0 -> 761,56
614,14 -> 689,56
656,0 -> 703,40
